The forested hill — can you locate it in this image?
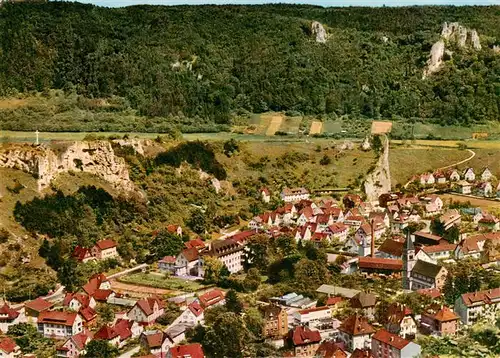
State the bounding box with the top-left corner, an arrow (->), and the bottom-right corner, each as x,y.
1,2 -> 500,129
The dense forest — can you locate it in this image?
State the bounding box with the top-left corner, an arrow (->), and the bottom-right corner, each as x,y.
0,3 -> 500,131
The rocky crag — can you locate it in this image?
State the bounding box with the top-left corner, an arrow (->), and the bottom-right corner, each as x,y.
0,141 -> 136,193
311,21 -> 327,43
423,22 -> 482,78
364,135 -> 391,203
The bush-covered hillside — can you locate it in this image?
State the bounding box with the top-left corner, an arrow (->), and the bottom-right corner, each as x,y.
0,3 -> 500,131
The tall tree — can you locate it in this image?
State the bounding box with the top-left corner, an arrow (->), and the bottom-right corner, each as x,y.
225,289 -> 243,314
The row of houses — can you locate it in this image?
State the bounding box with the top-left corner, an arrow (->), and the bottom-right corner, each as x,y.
415,167 -> 492,186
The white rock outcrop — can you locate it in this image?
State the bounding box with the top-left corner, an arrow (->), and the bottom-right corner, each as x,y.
311,21 -> 327,43
424,22 -> 482,78
0,141 -> 135,193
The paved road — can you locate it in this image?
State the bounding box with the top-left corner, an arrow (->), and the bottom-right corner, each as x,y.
117,345 -> 140,358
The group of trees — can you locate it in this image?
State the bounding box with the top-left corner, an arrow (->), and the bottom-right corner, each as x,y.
1,3 -> 500,132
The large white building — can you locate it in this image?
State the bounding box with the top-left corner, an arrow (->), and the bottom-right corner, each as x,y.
454,288 -> 500,325
280,187 -> 310,203
37,311 -> 83,339
293,306 -> 331,327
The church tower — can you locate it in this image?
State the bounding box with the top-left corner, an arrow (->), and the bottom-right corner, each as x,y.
402,230 -> 416,290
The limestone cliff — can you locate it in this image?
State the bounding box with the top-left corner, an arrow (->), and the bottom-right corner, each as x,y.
424,22 -> 482,78
364,135 -> 391,203
0,141 -> 135,193
311,21 -> 327,43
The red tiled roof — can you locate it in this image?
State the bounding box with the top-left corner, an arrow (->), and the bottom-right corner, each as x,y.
372,329 -> 410,350
358,257 -> 403,271
198,289 -> 225,308
64,293 -> 92,308
25,297 -> 53,313
79,306 -> 97,322
328,223 -> 348,234
230,229 -> 258,243
425,306 -> 459,322
460,288 -> 500,307
0,304 -> 20,320
82,273 -> 108,296
95,239 -> 117,250
414,231 -> 442,242
377,239 -> 404,257
95,325 -> 119,340
71,331 -> 91,350
38,311 -> 79,326
134,297 -> 164,316
298,306 -> 330,315
184,238 -> 206,250
180,247 -> 200,262
290,326 -> 321,346
417,288 -> 442,299
188,302 -> 204,317
167,225 -> 181,233
339,315 -> 374,336
169,343 -> 205,358
0,337 -> 18,354
73,246 -> 92,261
114,319 -> 133,341
93,289 -> 114,301
421,243 -> 456,254
316,341 -> 347,358
326,296 -> 343,306
143,331 -> 164,348
386,303 -> 412,325
350,348 -> 374,358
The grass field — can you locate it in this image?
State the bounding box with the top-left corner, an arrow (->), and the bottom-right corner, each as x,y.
391,139 -> 500,149
265,115 -> 284,136
440,194 -> 500,211
279,116 -> 302,134
322,120 -> 342,134
391,121 -> 500,140
389,146 -> 471,185
118,273 -> 204,292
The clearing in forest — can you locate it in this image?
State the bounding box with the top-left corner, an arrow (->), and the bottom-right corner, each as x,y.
265,115 -> 284,136
309,121 -> 323,135
371,121 -> 393,134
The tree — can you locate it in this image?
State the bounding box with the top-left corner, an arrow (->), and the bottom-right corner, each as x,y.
430,218 -> 445,236
444,225 -> 460,244
223,139 -> 239,157
203,257 -> 224,284
156,303 -> 181,326
84,340 -> 119,358
202,312 -> 250,358
225,289 -> 243,314
244,307 -> 264,340
245,234 -> 270,272
96,303 -> 115,325
57,258 -> 86,292
372,135 -> 383,153
293,258 -> 329,291
188,209 -> 208,235
274,235 -> 297,257
149,230 -> 184,260
375,299 -> 391,325
243,268 -> 261,292
319,154 -> 331,165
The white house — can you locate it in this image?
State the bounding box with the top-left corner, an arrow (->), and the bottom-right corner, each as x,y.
293,306 -> 332,327
480,168 -> 492,181
419,173 -> 435,186
91,239 -> 119,260
178,301 -> 204,326
127,298 -> 164,325
446,169 -> 461,182
327,223 -> 349,243
338,315 -> 374,352
0,304 -> 22,333
174,248 -> 202,276
463,168 -> 475,182
280,187 -> 310,203
371,329 -> 421,358
421,243 -> 456,261
260,188 -> 271,203
455,180 -> 472,195
475,182 -> 493,197
0,337 -> 21,358
454,288 -> 500,325
63,293 -> 96,312
37,311 -> 83,339
201,238 -> 246,274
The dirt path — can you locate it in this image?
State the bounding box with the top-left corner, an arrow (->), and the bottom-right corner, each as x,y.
436,149 -> 475,170
364,134 -> 391,202
404,149 -> 475,188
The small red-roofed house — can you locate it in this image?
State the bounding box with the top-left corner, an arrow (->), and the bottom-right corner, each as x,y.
0,337 -> 20,358
384,303 -> 416,339
198,289 -> 225,309
338,315 -> 374,352
179,301 -> 204,326
127,297 -> 165,325
25,297 -> 54,321
260,187 -> 271,203
140,330 -> 172,357
94,325 -> 120,347
79,306 -> 97,327
288,326 -> 321,357
167,343 -> 205,358
350,348 -> 374,358
56,330 -> 92,358
421,305 -> 460,336
0,303 -> 21,332
371,329 -> 421,358
325,296 -> 345,313
92,289 -> 115,302
315,341 -> 347,358
158,256 -> 177,274
72,246 -> 94,263
327,223 -> 348,243
113,319 -> 143,347
174,248 -> 201,276
184,238 -> 206,251
91,239 -> 119,260
37,311 -> 83,338
416,288 -> 442,300
63,293 -> 96,312
82,273 -> 111,296
167,225 -> 183,236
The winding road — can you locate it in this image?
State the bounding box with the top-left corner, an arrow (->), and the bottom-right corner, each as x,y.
404,148 -> 476,188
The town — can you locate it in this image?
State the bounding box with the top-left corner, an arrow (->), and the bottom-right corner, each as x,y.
1,161 -> 500,358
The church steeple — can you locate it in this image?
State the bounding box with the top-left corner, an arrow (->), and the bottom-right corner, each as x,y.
402,230 -> 415,290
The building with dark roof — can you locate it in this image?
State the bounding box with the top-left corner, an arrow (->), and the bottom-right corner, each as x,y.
338,315 -> 374,352
288,326 -> 321,357
262,304 -> 288,338
410,260 -> 447,291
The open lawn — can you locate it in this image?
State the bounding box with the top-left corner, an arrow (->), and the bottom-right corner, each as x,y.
455,148 -> 500,178
389,146 -> 470,185
118,272 -> 205,292
391,139 -> 500,149
392,121 -> 500,140
440,194 -> 500,211
322,120 -> 342,134
279,116 -> 302,134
